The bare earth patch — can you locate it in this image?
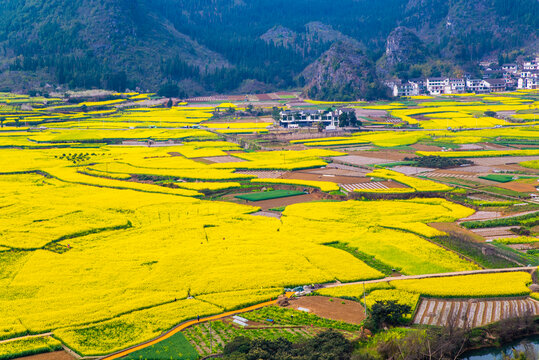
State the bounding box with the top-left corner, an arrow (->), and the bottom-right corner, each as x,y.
286,296 -> 366,325
14,351 -> 75,360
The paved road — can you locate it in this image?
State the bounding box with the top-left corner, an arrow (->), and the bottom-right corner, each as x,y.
321,266 -> 536,289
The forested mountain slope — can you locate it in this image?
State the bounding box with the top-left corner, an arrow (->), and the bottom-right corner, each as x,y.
0,0 -> 536,97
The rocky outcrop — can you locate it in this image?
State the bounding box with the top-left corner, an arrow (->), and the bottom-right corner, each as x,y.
301,41 -> 385,101
304,22 -> 358,45
384,27 -> 426,67
376,26 -> 427,77
260,25 -> 298,48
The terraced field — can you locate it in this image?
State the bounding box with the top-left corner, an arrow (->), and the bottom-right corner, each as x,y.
413,297 -> 539,328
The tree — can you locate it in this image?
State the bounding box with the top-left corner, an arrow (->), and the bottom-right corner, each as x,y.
349,111 -> 361,127
0,117 -> 4,128
339,112 -> 349,127
166,98 -> 173,108
271,107 -> 281,122
14,117 -> 20,128
317,121 -> 325,132
367,300 -> 411,330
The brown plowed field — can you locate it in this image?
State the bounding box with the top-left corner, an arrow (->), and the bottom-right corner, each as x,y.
13,351 -> 75,360
286,296 -> 366,325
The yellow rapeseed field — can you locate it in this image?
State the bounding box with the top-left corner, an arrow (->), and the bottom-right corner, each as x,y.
390,272 -> 532,298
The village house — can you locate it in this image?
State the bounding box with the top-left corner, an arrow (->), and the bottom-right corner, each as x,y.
279,109 -> 338,129
443,78 -> 466,94
389,80 -> 421,97
523,57 -> 539,71
466,79 -> 488,93
483,78 -> 507,92
501,63 -> 518,74
518,76 -> 539,90
426,77 -> 445,95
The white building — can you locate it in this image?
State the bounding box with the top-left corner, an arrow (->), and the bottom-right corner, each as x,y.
280,109 -> 338,129
501,63 -> 518,74
466,79 -> 488,93
390,80 -> 423,97
523,57 -> 539,71
443,78 -> 466,94
518,77 -> 539,90
518,70 -> 539,89
426,77 -> 446,95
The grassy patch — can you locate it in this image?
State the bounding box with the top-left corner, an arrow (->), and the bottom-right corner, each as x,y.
482,186 -> 528,197
479,174 -> 516,183
123,332 -> 198,360
234,190 -> 305,202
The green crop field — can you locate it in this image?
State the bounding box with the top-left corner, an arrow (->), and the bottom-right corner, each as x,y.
235,190 -> 306,201
123,332 -> 198,360
479,174 -> 516,183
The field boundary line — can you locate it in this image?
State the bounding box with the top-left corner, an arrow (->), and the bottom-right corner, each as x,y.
0,332 -> 52,344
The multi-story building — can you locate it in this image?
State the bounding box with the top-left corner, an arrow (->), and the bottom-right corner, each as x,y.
523,57 -> 539,71
518,68 -> 539,89
426,77 -> 445,95
280,109 -> 338,129
501,63 -> 518,74
466,79 -> 488,93
483,78 -> 507,92
443,78 -> 466,94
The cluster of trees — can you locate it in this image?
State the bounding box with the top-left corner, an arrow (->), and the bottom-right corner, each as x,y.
338,111 -> 361,127
222,330 -> 354,360
405,156 -> 474,169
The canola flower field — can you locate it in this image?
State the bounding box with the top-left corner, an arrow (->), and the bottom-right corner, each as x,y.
0,91 -> 538,358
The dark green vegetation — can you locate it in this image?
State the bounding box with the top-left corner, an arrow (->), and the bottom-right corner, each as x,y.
0,0 -> 537,97
405,156 -> 473,169
479,174 -> 518,183
235,190 -> 305,202
222,330 -> 354,360
363,301 -> 412,332
123,332 -> 198,360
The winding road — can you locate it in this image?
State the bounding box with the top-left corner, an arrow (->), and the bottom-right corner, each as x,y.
97,266 -> 536,359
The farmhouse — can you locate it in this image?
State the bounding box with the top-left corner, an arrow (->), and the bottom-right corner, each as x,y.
466,79 -> 488,93
389,79 -> 425,97
483,78 -> 507,92
280,109 -> 338,129
518,70 -> 539,89
426,77 -> 445,95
